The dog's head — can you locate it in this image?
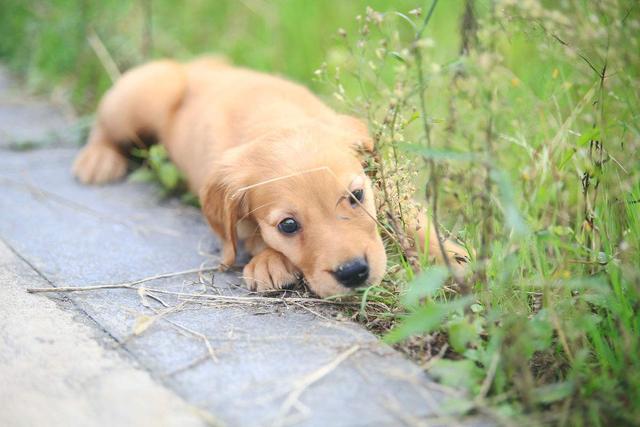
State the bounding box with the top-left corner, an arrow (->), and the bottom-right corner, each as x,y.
200,119 -> 387,297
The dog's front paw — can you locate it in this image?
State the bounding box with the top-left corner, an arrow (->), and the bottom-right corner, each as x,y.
242,248 -> 301,292
73,142 -> 127,185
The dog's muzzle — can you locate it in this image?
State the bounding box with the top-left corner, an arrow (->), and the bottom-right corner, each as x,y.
331,257 -> 369,288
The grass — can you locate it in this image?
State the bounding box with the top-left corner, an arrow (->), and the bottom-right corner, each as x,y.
2,0 -> 639,425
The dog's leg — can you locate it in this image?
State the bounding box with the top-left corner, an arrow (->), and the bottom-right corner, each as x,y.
73,60 -> 186,184
72,124 -> 129,184
410,209 -> 470,277
242,248 -> 301,292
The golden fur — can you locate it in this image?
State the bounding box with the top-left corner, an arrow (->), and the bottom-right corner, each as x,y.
73,58 -> 467,297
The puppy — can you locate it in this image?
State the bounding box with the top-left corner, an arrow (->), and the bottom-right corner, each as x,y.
73,58 -> 466,297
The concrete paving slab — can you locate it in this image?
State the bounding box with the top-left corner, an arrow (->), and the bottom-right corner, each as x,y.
0,66 -> 77,149
0,240 -> 214,427
0,148 -> 216,284
0,148 -> 479,426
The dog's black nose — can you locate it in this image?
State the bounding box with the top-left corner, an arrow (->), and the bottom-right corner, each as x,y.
332,258 -> 369,288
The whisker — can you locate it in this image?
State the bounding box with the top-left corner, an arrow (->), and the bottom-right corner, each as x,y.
231,166 -> 331,199
238,201 -> 277,223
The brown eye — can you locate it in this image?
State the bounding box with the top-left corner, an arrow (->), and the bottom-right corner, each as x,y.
278,218 -> 300,234
349,189 -> 364,207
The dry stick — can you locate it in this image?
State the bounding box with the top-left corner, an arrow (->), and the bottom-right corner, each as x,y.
141,0 -> 153,58
421,343 -> 449,370
371,109 -> 397,224
145,291 -> 170,307
162,353 -> 210,378
413,0 -> 468,292
28,281 -> 358,307
371,98 -> 420,268
151,307 -> 219,363
27,267 -> 220,294
550,312 -> 574,364
188,292 -> 357,307
481,4 -> 499,282
477,351 -> 500,401
372,163 -> 393,232
291,301 -> 334,322
127,298 -> 189,340
87,27 -> 151,154
87,29 -> 121,83
388,99 -> 408,228
478,117 -> 494,274
274,345 -> 360,426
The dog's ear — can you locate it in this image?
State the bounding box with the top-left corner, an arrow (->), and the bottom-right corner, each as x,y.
336,114 -> 374,154
199,162 -> 248,269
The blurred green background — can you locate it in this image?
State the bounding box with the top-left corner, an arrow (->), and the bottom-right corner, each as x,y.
0,0 -> 465,111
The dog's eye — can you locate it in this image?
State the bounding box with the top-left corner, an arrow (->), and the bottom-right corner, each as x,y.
277,218 -> 300,235
349,189 -> 364,207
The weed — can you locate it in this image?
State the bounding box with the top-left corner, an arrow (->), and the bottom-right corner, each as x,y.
129,145 -> 199,206
319,1 -> 640,424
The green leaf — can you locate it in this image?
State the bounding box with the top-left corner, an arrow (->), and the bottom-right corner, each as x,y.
388,51 -> 407,64
531,381 -> 574,404
558,147 -> 577,169
551,226 -> 574,236
429,359 -> 484,394
402,266 -> 449,307
391,11 -> 418,32
128,167 -> 155,183
385,303 -> 447,343
158,163 -> 180,190
580,292 -> 611,308
181,192 -> 201,208
438,398 -> 475,416
404,111 -> 420,126
470,303 -> 484,313
399,144 -> 478,161
384,296 -> 472,344
577,127 -> 600,147
490,169 -> 529,236
130,147 -> 149,159
448,317 -> 480,353
148,145 -> 168,168
528,310 -> 554,353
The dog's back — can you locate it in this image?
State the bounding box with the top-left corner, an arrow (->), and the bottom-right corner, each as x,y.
73,57 -> 338,190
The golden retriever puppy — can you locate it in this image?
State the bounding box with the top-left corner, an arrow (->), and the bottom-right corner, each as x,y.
73,58 -> 466,297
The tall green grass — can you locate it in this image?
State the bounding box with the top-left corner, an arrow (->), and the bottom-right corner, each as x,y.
1,0 -> 638,425
327,2 -> 639,425
0,0 -> 420,111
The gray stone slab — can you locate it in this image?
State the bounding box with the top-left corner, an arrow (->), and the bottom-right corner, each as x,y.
0,149 -> 479,426
0,240 -> 215,427
0,149 -> 217,284
0,66 -> 13,93
0,66 -> 77,149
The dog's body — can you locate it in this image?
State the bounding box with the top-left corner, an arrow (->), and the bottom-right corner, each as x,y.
74,58 -> 466,297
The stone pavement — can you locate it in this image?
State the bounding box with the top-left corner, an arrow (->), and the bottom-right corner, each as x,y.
0,241 -> 210,427
0,66 -> 482,427
0,67 -> 75,150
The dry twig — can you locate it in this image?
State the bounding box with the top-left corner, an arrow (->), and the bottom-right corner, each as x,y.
27,267 -> 221,294
273,345 -> 360,426
87,29 -> 121,82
